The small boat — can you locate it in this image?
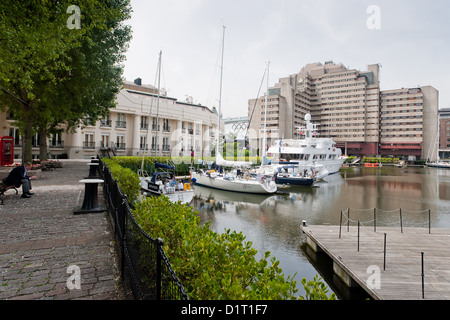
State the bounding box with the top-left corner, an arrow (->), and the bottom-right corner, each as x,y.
139,166 -> 194,204
254,163 -> 328,187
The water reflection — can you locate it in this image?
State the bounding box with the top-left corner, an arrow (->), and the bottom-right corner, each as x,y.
189,167 -> 450,299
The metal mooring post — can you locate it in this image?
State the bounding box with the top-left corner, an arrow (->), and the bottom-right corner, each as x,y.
339,211 -> 343,238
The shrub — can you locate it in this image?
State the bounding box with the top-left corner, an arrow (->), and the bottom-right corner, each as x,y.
103,158 -> 141,205
133,196 -> 300,300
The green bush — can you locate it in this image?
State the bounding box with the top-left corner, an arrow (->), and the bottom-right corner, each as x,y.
103,158 -> 141,205
362,157 -> 399,163
133,196 -> 299,299
133,196 -> 335,300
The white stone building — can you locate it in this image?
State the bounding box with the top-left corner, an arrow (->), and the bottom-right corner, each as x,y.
0,79 -> 222,160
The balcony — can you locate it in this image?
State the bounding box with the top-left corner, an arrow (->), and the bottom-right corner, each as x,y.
162,144 -> 170,152
140,123 -> 149,130
151,144 -> 160,151
83,141 -> 95,149
163,126 -> 171,133
152,124 -> 160,132
49,142 -> 64,149
116,143 -> 126,150
140,144 -> 148,150
116,121 -> 127,129
100,120 -> 112,127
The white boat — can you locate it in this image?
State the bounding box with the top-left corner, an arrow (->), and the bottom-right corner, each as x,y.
427,161 -> 450,169
264,114 -> 346,178
191,169 -> 277,194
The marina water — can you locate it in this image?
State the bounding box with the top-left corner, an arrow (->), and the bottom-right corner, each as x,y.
190,166 -> 450,299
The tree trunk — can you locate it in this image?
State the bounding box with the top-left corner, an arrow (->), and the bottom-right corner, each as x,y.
22,121 -> 33,164
39,127 -> 48,161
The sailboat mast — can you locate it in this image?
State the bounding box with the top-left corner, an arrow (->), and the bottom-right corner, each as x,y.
155,50 -> 162,161
263,61 -> 270,158
217,26 -> 225,156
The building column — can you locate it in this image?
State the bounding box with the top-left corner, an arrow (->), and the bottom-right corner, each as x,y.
68,126 -> 83,159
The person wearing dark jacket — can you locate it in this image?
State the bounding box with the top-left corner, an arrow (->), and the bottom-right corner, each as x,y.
4,162 -> 37,198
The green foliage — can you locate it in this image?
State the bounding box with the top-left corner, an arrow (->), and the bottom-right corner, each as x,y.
0,0 -> 132,162
362,157 -> 400,163
300,275 -> 336,300
133,196 -> 336,300
103,157 -> 140,205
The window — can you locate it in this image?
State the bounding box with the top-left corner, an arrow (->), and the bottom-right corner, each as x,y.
84,133 -> 95,149
100,115 -> 111,127
101,134 -> 110,148
116,113 -> 126,128
140,136 -> 147,150
116,134 -> 125,150
141,116 -> 149,130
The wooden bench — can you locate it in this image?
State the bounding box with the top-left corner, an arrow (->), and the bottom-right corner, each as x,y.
0,179 -> 19,205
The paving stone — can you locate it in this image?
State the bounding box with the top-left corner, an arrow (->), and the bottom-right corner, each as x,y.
0,161 -> 126,300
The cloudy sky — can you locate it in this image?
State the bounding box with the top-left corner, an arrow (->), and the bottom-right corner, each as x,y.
122,0 -> 450,118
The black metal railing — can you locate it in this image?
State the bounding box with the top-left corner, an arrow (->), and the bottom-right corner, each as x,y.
99,158 -> 188,300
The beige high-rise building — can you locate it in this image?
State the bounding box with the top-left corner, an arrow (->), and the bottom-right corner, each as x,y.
248,61 -> 439,161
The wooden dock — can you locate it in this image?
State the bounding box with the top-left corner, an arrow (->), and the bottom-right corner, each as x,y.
301,225 -> 450,300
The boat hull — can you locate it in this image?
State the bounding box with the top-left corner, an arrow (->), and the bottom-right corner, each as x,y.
191,172 -> 277,194
275,176 -> 315,186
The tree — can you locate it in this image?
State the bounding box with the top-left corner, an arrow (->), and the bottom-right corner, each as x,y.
0,0 -> 132,162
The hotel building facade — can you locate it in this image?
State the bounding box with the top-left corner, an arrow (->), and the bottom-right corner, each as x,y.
0,79 -> 221,161
248,61 -> 439,161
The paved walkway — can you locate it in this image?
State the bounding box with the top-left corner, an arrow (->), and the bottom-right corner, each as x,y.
0,161 -> 127,300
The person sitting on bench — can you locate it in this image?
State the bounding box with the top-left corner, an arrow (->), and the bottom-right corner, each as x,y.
4,162 -> 37,198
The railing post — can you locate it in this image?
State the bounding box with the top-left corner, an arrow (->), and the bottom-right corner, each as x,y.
156,238 -> 164,300
357,220 -> 360,252
428,209 -> 431,234
383,233 -> 387,270
400,208 -> 403,233
339,211 -> 343,239
421,252 -> 425,299
347,208 -> 350,232
374,208 -> 376,232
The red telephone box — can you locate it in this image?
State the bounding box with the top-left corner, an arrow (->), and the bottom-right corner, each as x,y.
0,136 -> 14,166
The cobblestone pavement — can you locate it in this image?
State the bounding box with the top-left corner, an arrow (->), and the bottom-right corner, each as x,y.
0,161 -> 127,300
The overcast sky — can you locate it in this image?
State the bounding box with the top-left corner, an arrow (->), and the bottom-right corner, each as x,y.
122,0 -> 450,118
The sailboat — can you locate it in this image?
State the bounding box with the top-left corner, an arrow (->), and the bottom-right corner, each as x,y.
138,51 -> 195,203
190,26 -> 277,194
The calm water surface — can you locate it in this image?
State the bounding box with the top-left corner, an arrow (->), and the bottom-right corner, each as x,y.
190,166 -> 450,299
